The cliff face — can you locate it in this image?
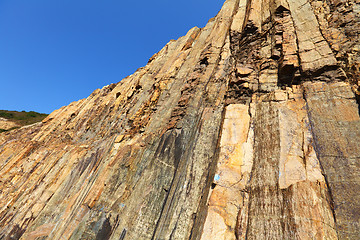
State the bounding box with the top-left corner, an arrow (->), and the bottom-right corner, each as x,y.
0,0 -> 359,239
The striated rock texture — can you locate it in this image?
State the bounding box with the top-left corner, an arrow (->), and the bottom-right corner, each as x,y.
0,0 -> 360,239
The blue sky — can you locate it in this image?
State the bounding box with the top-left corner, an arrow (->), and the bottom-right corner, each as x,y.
0,0 -> 224,114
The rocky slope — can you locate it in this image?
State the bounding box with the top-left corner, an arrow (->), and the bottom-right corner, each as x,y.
0,0 -> 359,239
0,118 -> 20,132
0,111 -> 48,133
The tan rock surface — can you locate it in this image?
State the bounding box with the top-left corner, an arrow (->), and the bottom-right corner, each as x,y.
201,104 -> 253,240
0,0 -> 360,239
0,118 -> 20,130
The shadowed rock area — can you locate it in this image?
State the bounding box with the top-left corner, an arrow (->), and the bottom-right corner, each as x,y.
0,0 -> 359,239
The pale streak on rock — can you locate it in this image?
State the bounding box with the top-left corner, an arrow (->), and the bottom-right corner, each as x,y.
278,97 -> 324,189
200,104 -> 253,240
247,0 -> 263,31
230,0 -> 247,33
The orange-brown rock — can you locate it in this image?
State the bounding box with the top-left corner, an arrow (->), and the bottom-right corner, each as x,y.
1,0 -> 360,239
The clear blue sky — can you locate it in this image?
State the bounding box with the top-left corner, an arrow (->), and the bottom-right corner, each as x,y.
0,0 -> 224,114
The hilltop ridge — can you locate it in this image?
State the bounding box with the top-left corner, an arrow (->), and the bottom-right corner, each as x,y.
0,110 -> 48,133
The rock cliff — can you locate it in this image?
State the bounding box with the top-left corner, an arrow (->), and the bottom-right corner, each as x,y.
0,0 -> 359,239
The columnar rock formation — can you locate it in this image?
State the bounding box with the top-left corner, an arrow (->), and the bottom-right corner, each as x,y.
0,0 -> 359,239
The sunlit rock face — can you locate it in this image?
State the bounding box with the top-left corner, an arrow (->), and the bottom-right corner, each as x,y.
1,0 -> 359,239
0,118 -> 19,131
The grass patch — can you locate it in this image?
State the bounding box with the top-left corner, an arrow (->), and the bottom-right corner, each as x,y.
0,127 -> 20,133
0,110 -> 48,127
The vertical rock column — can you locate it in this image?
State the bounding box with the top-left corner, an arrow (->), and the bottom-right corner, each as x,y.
200,104 -> 253,240
304,82 -> 360,239
201,89 -> 339,239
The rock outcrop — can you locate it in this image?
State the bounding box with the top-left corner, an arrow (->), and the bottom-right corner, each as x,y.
0,0 -> 359,239
0,118 -> 19,131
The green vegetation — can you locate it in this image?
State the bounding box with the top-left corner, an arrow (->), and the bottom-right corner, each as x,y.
0,110 -> 48,132
0,127 -> 20,133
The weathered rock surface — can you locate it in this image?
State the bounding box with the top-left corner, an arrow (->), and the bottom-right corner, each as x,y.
0,0 -> 359,239
0,118 -> 19,131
